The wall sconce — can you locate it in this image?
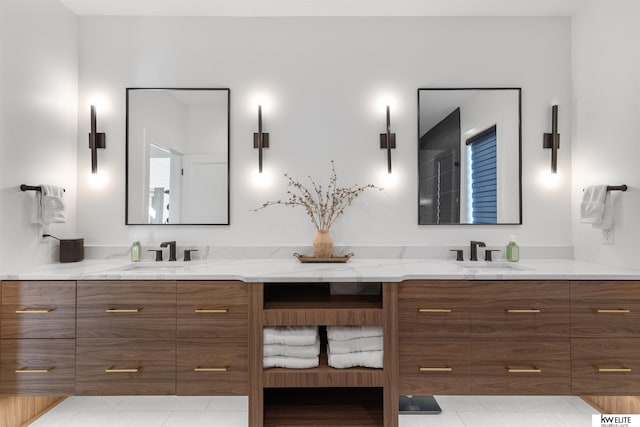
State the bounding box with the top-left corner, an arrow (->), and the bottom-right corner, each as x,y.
543,104 -> 559,174
88,105 -> 106,174
253,105 -> 270,173
379,105 -> 396,173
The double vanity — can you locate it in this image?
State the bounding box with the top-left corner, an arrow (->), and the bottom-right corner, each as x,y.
1,258 -> 639,426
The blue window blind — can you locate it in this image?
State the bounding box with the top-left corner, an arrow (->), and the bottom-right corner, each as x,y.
467,125 -> 497,224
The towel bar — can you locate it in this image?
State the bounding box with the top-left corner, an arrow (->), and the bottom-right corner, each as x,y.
581,185 -> 627,192
20,184 -> 66,192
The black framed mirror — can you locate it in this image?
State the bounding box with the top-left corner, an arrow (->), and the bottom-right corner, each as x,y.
418,88 -> 522,225
126,88 -> 230,225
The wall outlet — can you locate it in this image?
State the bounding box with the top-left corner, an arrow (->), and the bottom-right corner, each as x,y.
602,229 -> 614,245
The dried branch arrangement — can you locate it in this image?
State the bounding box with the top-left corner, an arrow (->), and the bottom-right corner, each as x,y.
254,161 -> 382,230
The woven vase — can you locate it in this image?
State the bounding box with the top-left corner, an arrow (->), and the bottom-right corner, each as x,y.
313,229 -> 333,258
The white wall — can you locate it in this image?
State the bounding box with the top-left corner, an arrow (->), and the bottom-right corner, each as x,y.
571,0 -> 640,268
76,17 -> 572,249
0,0 -> 78,272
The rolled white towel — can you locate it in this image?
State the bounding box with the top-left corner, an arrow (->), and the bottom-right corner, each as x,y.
327,350 -> 383,369
263,355 -> 319,369
263,326 -> 318,346
326,326 -> 383,341
327,336 -> 383,354
264,336 -> 320,358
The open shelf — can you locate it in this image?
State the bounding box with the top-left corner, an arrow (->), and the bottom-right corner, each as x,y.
264,387 -> 384,427
263,283 -> 383,326
263,352 -> 384,388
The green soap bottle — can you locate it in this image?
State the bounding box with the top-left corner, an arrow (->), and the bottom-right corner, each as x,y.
131,241 -> 142,262
506,235 -> 519,262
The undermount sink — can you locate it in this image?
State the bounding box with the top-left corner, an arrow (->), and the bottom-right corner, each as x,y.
119,262 -> 189,271
457,261 -> 525,271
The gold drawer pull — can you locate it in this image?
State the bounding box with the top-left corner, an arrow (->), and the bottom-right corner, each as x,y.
507,367 -> 542,373
506,309 -> 541,313
419,367 -> 453,372
418,308 -> 452,313
194,367 -> 228,372
595,309 -> 631,313
598,367 -> 632,373
105,308 -> 141,313
194,309 -> 229,313
15,308 -> 54,314
15,368 -> 52,374
105,367 -> 140,373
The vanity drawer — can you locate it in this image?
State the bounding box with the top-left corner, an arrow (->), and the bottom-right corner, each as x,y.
76,338 -> 175,395
77,281 -> 176,338
176,338 -> 248,395
571,281 -> 640,337
398,281 -> 470,337
470,281 -> 570,337
177,281 -> 248,338
1,281 -> 76,339
399,338 -> 471,395
471,338 -> 571,395
0,339 -> 76,395
571,338 -> 640,395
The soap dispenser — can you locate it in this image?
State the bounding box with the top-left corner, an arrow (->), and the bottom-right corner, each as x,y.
506,235 -> 519,262
131,240 -> 142,262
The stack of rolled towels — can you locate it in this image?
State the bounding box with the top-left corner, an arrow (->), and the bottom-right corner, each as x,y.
326,326 -> 383,369
263,326 -> 320,369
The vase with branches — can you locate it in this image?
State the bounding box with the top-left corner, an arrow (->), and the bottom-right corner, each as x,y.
254,161 -> 382,257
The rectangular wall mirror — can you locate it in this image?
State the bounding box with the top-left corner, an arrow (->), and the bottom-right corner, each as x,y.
126,88 -> 230,225
418,88 -> 522,225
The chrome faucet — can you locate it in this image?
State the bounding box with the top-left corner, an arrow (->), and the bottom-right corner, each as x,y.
470,241 -> 486,261
160,241 -> 177,261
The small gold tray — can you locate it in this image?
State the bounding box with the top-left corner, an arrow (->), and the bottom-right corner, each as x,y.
293,253 -> 354,263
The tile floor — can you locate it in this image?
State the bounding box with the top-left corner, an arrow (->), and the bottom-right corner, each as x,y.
30,395 -> 599,427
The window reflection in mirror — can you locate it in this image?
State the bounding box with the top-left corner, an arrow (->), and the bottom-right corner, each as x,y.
126,88 -> 230,225
418,88 -> 521,225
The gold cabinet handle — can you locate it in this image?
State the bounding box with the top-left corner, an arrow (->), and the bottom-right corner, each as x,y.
507,367 -> 542,373
419,367 -> 453,372
597,367 -> 632,373
15,308 -> 54,314
194,309 -> 229,313
418,308 -> 452,313
193,367 -> 228,372
594,309 -> 631,313
105,367 -> 140,373
15,368 -> 52,373
506,309 -> 541,313
105,308 -> 141,313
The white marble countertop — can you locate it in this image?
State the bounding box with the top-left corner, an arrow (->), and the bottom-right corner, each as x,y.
2,258 -> 639,282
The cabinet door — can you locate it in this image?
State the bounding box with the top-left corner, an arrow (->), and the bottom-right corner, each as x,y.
471,338 -> 571,395
77,281 -> 176,338
471,281 -> 570,337
398,281 -> 470,337
1,281 -> 76,339
177,338 -> 248,395
76,338 -> 175,395
177,281 -> 247,338
572,338 -> 640,395
1,339 -> 75,395
399,338 -> 471,395
571,281 -> 640,337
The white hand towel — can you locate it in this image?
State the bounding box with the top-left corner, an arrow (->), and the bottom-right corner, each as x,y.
263,326 -> 318,346
33,184 -> 66,224
263,336 -> 320,358
263,355 -> 319,369
580,185 -> 607,225
326,326 -> 383,341
591,192 -> 613,230
326,336 -> 383,354
327,350 -> 383,369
